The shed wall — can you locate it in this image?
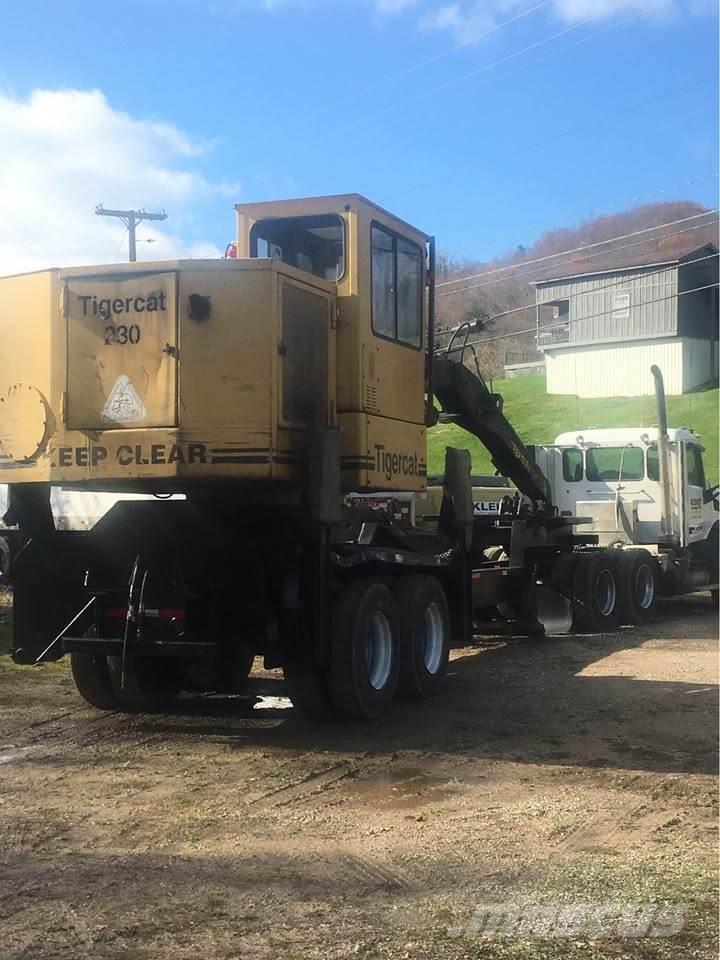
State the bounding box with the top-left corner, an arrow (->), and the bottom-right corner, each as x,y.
545,338 -> 686,397
682,336 -> 718,391
537,265 -> 678,346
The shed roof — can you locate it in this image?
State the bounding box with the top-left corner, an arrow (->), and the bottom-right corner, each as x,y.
532,241 -> 718,287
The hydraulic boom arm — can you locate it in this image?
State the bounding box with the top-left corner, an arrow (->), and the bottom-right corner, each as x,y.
432,352 -> 552,505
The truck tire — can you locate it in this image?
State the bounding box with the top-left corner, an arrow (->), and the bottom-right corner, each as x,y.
328,580 -> 400,721
393,575 -> 450,699
106,655 -> 180,713
615,549 -> 657,624
283,666 -> 335,720
572,551 -> 619,633
70,653 -> 120,710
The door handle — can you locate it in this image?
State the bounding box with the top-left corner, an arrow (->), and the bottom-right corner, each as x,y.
162,343 -> 178,358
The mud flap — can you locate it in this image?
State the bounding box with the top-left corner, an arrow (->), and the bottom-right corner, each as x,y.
535,585 -> 573,635
11,532 -> 89,663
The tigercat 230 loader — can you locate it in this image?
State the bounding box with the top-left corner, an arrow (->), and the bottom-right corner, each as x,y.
0,194 -> 705,721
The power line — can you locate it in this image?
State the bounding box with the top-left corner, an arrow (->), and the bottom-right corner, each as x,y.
114,227 -> 129,260
437,209 -> 719,294
438,219 -> 719,303
440,173 -> 719,261
382,74 -> 714,203
259,0 -> 552,144
333,0 -> 657,144
200,173 -> 718,248
438,278 -> 719,352
95,206 -> 168,262
438,250 -> 718,334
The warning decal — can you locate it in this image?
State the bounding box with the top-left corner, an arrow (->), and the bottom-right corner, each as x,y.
102,375 -> 147,424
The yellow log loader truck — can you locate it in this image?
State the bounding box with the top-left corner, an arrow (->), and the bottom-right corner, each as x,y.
1,194 -> 647,720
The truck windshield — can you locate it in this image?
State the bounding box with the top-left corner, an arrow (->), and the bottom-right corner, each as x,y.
586,446 -> 644,482
250,214 -> 344,282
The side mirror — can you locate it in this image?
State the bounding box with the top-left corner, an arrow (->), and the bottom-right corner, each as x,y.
703,484 -> 720,506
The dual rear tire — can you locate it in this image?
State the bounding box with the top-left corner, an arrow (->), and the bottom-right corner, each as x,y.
284,575 -> 450,722
70,651 -> 180,713
569,548 -> 657,632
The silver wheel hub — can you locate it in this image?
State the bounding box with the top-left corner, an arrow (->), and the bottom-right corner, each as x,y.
596,569 -> 616,617
635,563 -> 655,609
423,602 -> 444,674
366,610 -> 393,690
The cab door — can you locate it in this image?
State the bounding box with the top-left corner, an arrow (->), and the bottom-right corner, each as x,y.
683,443 -> 709,546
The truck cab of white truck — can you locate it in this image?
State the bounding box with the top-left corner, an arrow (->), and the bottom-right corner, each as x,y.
540,427 -> 716,548
534,427 -> 719,598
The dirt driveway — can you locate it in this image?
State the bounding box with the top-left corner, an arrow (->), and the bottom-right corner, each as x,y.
1,595 -> 717,960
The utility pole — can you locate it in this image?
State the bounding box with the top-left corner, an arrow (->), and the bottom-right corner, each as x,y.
95,205 -> 167,262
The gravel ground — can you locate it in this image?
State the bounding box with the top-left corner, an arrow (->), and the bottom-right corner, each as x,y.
0,593 -> 717,960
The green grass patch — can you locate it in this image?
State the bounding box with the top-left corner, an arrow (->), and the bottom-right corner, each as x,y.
428,375 -> 719,484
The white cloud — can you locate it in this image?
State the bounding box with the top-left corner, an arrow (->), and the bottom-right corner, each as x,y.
403,0 -> 689,40
0,88 -> 235,277
419,2 -> 497,40
373,0 -> 421,12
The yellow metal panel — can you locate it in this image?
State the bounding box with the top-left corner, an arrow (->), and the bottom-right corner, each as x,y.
178,267 -> 274,453
66,273 -> 177,429
339,412 -> 425,492
0,270 -> 59,475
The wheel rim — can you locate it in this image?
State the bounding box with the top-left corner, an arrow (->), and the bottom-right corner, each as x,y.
634,563 -> 655,609
595,569 -> 616,617
423,602 -> 444,674
366,610 -> 393,690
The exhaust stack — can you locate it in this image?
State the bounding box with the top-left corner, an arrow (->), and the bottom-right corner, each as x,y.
650,364 -> 673,539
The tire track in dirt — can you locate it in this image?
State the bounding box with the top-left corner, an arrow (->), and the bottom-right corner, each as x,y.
339,853 -> 415,891
549,772 -> 678,854
246,760 -> 358,809
0,709 -> 170,764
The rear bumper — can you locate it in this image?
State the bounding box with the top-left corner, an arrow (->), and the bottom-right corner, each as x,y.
62,636 -> 216,657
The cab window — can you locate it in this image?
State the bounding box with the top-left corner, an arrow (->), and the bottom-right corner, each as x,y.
562,448 -> 583,482
586,446 -> 644,482
647,445 -> 659,481
686,446 -> 706,487
250,214 -> 344,282
371,223 -> 422,347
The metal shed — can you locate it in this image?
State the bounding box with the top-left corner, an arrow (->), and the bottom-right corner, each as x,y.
533,244 -> 718,397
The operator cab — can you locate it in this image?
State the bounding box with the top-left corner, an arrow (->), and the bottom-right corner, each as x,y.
235,194 -> 432,492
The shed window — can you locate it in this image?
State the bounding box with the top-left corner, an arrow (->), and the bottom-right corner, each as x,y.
562,448 -> 583,482
371,223 -> 422,347
613,292 -> 630,320
586,446 -> 644,482
537,299 -> 569,344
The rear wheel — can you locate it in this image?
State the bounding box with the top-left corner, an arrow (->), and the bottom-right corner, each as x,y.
393,575 -> 450,699
70,653 -> 119,710
572,551 -> 619,632
328,580 -> 400,721
283,666 -> 335,720
106,655 -> 180,712
615,549 -> 657,624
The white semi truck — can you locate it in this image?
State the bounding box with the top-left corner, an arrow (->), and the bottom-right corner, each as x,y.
533,366 -> 719,622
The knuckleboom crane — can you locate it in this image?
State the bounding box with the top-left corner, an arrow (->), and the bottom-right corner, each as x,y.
1,194 -> 597,721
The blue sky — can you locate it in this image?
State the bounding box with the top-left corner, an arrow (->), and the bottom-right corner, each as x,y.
0,0 -> 717,272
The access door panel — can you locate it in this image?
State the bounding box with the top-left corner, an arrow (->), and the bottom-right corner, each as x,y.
66,273 -> 177,429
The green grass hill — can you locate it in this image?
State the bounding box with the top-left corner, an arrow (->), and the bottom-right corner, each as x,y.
427,375 -> 719,485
